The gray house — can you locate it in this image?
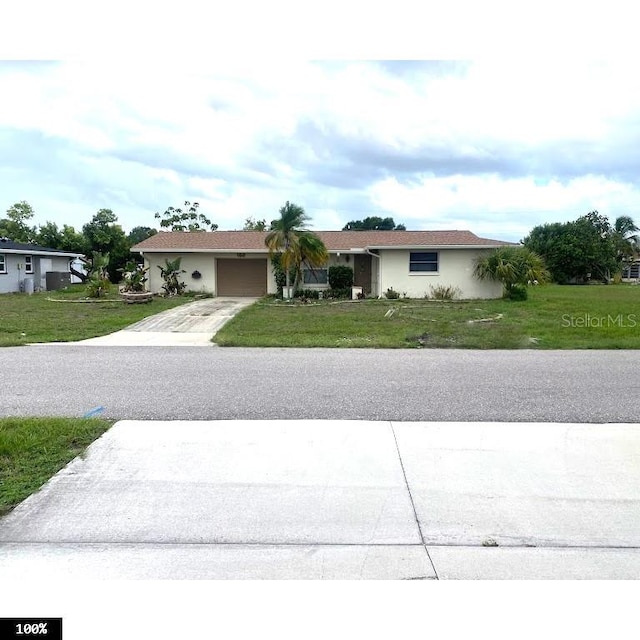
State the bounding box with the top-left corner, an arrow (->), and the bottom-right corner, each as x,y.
0,238 -> 84,294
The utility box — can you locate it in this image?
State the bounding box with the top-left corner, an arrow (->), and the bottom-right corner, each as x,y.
45,271 -> 72,291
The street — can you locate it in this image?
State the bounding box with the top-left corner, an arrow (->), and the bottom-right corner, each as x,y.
1,346 -> 638,422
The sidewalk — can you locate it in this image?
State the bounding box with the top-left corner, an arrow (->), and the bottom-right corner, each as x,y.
0,420 -> 638,579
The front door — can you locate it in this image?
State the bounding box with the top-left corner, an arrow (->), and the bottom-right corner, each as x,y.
353,254 -> 372,295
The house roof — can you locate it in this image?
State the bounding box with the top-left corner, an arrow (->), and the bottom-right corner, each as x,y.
0,238 -> 83,257
132,230 -> 515,253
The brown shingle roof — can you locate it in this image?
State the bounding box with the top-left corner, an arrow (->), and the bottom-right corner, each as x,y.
132,230 -> 514,252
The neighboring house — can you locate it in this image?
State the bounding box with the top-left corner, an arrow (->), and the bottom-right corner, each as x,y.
133,230 -> 514,299
0,238 -> 84,294
69,258 -> 88,284
621,257 -> 640,282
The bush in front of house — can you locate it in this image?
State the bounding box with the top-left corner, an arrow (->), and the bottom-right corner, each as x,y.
293,288 -> 320,300
86,251 -> 112,298
426,284 -> 461,300
328,265 -> 354,289
322,287 -> 351,299
504,284 -> 528,300
158,257 -> 186,296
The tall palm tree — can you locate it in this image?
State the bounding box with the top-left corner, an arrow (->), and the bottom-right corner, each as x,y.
265,201 -> 328,297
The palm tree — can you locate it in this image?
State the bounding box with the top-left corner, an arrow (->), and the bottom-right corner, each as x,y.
474,246 -> 549,299
265,201 -> 328,297
613,215 -> 639,265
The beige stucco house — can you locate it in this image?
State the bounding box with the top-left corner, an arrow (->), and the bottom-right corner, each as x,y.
132,230 -> 514,299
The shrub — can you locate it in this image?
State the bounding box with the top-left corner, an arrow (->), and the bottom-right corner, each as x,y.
119,260 -> 149,293
384,287 -> 400,299
505,284 -> 528,300
427,284 -> 461,300
158,257 -> 186,296
294,288 -> 320,299
328,265 -> 354,289
86,275 -> 111,298
474,246 -> 549,299
322,287 -> 351,299
85,251 -> 111,299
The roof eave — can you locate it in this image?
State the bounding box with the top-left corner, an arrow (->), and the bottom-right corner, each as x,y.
0,248 -> 84,258
365,244 -> 510,250
133,244 -> 509,253
132,248 -> 270,254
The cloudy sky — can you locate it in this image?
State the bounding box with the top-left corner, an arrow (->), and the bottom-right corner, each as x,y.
2,57 -> 640,243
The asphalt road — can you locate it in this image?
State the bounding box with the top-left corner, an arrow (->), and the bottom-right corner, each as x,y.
1,346 -> 638,422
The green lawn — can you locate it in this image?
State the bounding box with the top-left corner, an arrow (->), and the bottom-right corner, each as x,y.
0,417 -> 112,516
0,285 -> 201,347
214,284 -> 640,349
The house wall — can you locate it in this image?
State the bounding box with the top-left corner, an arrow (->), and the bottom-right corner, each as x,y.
0,253 -> 23,293
140,248 -> 505,299
298,254 -> 352,290
143,252 -> 278,295
0,254 -> 73,294
378,248 -> 504,299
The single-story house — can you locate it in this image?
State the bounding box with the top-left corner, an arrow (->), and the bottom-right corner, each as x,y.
132,230 -> 514,299
0,238 -> 84,294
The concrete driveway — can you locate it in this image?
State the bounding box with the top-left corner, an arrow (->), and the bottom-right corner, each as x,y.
70,297 -> 257,346
0,420 -> 638,579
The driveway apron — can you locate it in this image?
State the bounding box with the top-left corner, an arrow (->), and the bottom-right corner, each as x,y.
66,297 -> 257,346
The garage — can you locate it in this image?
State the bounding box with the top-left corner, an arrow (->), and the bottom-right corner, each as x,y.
216,258 -> 267,296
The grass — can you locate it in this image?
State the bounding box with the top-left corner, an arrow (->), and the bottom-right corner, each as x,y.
0,417 -> 112,516
0,284 -> 201,347
214,284 -> 640,349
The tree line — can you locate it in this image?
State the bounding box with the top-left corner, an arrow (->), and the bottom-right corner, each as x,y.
523,211 -> 639,283
0,200 -> 217,282
3,198 -> 637,292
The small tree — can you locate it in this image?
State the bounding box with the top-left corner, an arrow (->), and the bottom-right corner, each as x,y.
155,201 -> 218,232
243,217 -> 267,231
474,247 -> 549,300
342,216 -> 406,231
265,201 -> 328,297
127,226 -> 158,246
0,201 -> 37,243
85,251 -> 111,298
612,215 -> 640,276
82,209 -> 130,282
270,254 -> 296,296
119,260 -> 149,292
158,257 -> 186,296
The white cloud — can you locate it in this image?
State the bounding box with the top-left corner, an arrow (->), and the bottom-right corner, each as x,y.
1,60 -> 640,240
368,173 -> 640,240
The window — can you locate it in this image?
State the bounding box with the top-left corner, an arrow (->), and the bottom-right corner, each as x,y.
0,254 -> 6,274
409,251 -> 438,272
25,255 -> 33,274
303,268 -> 328,285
